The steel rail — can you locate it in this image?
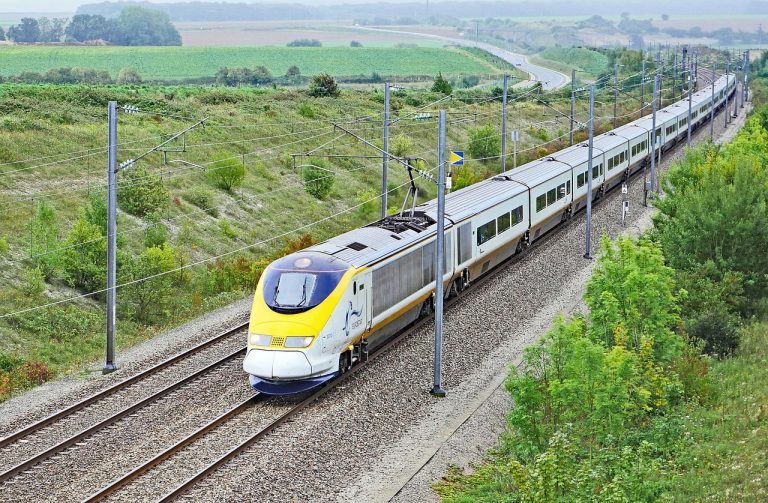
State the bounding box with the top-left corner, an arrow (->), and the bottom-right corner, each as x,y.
0,322 -> 249,450
0,346 -> 247,484
154,85 -> 738,501
83,394 -> 259,502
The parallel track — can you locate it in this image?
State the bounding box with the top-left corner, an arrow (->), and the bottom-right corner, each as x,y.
0,323 -> 249,484
147,90 -> 738,502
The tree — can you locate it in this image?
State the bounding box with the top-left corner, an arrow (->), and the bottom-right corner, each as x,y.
7,18 -> 41,43
116,68 -> 142,84
121,245 -> 177,324
207,157 -> 245,192
108,6 -> 181,46
0,26 -> 6,41
308,73 -> 340,97
59,217 -> 106,293
28,201 -> 60,279
661,14 -> 670,21
285,65 -> 301,78
467,124 -> 501,163
118,165 -> 169,218
350,40 -> 363,47
37,17 -> 66,43
64,14 -> 108,42
431,72 -> 452,94
287,39 -> 321,47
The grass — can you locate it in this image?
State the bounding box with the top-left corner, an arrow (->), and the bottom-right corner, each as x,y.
0,46 -> 505,81
533,47 -> 609,80
663,322 -> 768,501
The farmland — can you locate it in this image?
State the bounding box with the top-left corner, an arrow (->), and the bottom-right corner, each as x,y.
0,45 -> 506,81
532,47 -> 609,80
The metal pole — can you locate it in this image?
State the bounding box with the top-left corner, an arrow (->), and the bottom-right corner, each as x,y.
687,67 -> 693,147
641,58 -> 646,118
742,51 -> 746,107
613,63 -> 619,128
584,86 -> 594,260
381,82 -> 390,218
105,101 -> 118,374
431,110 -> 447,398
673,49 -> 678,101
656,52 -> 662,108
745,49 -> 750,103
570,68 -> 576,145
710,64 -> 715,141
501,74 -> 508,172
650,75 -> 658,195
734,58 -> 739,118
724,57 -> 729,127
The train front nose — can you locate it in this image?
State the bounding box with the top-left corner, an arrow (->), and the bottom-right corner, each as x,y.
242,348 -> 313,379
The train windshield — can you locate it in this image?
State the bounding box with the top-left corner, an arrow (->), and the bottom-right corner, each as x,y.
262,252 -> 349,314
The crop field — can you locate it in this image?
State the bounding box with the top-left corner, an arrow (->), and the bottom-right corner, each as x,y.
175,21 -> 447,47
0,46 -> 502,80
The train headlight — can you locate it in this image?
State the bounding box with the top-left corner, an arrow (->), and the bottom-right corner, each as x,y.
249,334 -> 271,346
284,336 -> 314,348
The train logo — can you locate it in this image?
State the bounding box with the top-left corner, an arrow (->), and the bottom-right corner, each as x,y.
343,301 -> 363,337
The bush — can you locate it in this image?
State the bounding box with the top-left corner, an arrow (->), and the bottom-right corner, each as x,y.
28,201 -> 60,279
431,72 -> 452,94
144,224 -> 168,248
22,267 -> 46,298
298,103 -> 315,118
207,157 -> 245,192
59,217 -> 106,293
287,38 -> 321,47
467,124 -> 501,163
183,188 -> 218,217
118,166 -> 169,218
116,68 -> 142,84
685,310 -> 741,358
350,40 -> 363,47
302,162 -> 334,200
0,235 -> 8,255
308,73 -> 340,98
120,244 -> 177,324
460,75 -> 480,88
389,134 -> 413,157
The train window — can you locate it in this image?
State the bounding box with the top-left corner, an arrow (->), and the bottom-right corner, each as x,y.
557,183 -> 566,200
593,165 -> 599,178
497,213 -> 511,233
353,282 -> 357,295
546,188 -> 557,205
512,206 -> 524,225
477,220 -> 497,245
263,252 -> 349,314
536,194 -> 546,212
577,172 -> 585,188
567,180 -> 571,194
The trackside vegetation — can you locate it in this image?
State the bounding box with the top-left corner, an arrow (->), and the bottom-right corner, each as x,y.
435,102 -> 768,501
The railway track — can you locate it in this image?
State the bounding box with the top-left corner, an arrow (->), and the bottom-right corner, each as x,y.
0,323 -> 249,484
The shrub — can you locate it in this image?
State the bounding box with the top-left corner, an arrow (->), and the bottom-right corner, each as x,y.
350,40 -> 363,47
19,360 -> 52,385
467,124 -> 501,163
219,220 -> 239,239
451,166 -> 482,191
183,188 -> 218,217
298,103 -> 315,118
207,157 -> 245,192
460,75 -> 480,88
22,267 -> 46,297
0,235 -> 8,255
144,224 -> 168,248
390,134 -> 413,157
59,217 -> 106,293
84,191 -> 108,235
286,65 -> 301,77
120,244 -> 177,324
302,162 -> 334,200
287,38 -> 321,47
116,68 -> 142,84
431,72 -> 452,94
118,166 -> 169,218
685,310 -> 740,358
308,73 -> 340,98
28,201 -> 60,279
10,305 -> 102,345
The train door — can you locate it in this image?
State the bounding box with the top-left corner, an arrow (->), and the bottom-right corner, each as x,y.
354,271 -> 372,333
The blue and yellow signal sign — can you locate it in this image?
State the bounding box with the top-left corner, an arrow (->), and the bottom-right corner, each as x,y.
450,150 -> 464,166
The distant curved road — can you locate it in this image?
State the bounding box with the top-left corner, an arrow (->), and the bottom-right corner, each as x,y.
353,27 -> 570,90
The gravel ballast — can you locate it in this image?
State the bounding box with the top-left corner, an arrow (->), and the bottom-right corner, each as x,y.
0,93 -> 751,502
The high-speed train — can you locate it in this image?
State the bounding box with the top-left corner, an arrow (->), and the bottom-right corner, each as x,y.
244,73 -> 737,394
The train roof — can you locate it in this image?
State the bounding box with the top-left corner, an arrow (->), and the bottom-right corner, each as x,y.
550,143 -> 598,167
306,213 -> 446,268
418,175 -> 527,223
612,122 -> 650,139
504,157 -> 572,187
592,131 -> 630,151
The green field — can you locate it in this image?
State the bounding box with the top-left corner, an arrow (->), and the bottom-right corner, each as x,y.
0,46 -> 503,80
533,47 -> 609,79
